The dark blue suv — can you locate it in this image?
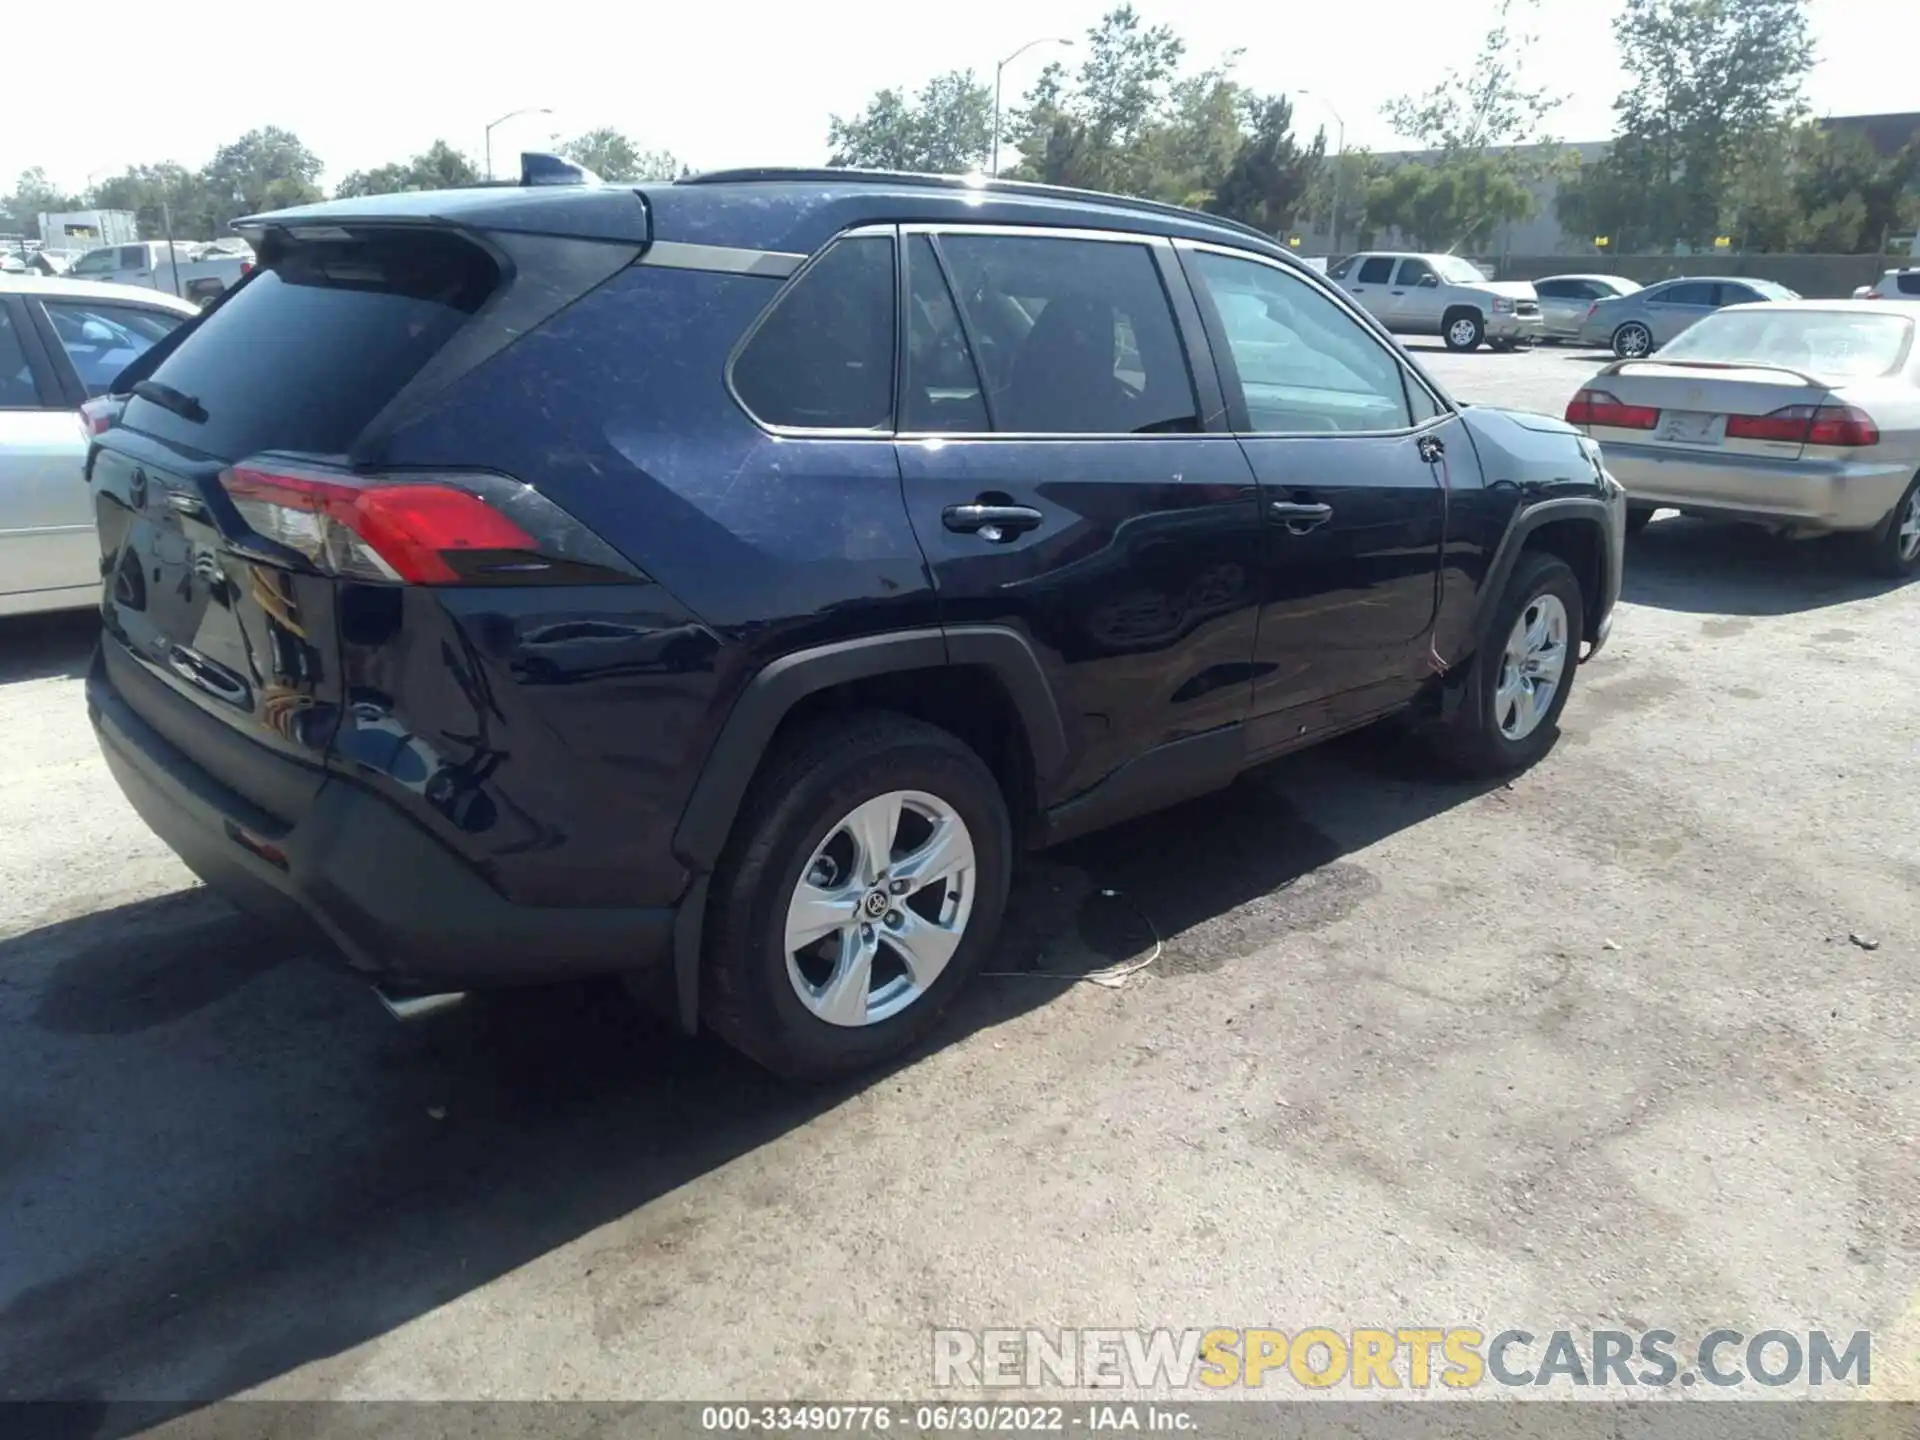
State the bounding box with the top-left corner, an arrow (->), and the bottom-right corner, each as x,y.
83,161 -> 1625,1078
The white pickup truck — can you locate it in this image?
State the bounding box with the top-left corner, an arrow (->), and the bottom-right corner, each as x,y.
1329,251 -> 1544,352
64,240 -> 252,306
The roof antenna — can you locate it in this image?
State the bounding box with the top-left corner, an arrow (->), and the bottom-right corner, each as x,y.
521,152 -> 601,187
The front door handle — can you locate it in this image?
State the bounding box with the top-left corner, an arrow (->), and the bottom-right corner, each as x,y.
943,503 -> 1043,543
1269,501 -> 1333,533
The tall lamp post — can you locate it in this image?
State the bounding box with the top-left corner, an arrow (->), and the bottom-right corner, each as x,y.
1295,91 -> 1347,253
486,107 -> 553,181
992,36 -> 1074,177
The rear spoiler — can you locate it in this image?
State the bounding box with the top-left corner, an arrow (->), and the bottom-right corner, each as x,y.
1599,357 -> 1826,388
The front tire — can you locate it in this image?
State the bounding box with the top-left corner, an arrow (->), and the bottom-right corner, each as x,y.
1432,552 -> 1585,777
702,713 -> 1012,1080
1444,310 -> 1486,352
1863,474 -> 1920,579
1612,322 -> 1654,359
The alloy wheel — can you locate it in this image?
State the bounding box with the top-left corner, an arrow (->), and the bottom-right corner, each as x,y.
1616,324 -> 1652,358
1899,488 -> 1920,564
1495,594 -> 1570,741
783,790 -> 976,1027
1448,318 -> 1479,349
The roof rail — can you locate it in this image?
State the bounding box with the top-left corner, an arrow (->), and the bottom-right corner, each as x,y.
678,166 -> 1287,251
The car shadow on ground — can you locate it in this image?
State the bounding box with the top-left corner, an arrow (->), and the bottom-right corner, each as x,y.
1622,513 -> 1907,616
0,611 -> 99,685
0,722 -> 1503,1429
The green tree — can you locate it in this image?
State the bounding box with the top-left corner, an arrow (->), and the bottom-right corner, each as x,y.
1205,94 -> 1325,235
827,71 -> 993,174
1006,5 -> 1185,193
197,126 -> 325,231
1303,150 -> 1382,250
2,168 -> 81,238
560,127 -> 685,182
1573,0 -> 1815,250
88,163 -> 201,240
1376,0 -> 1567,250
335,140 -> 481,198
1364,159 -> 1535,252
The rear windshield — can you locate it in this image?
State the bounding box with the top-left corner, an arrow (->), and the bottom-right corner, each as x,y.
124,229 -> 498,458
1658,308 -> 1914,379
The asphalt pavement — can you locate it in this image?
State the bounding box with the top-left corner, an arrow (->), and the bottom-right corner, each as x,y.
4,340 -> 1918,1416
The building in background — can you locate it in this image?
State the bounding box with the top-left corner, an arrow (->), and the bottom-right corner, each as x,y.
1300,111 -> 1918,260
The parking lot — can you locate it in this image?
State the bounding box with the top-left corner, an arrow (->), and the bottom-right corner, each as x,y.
4,338 -> 1919,1410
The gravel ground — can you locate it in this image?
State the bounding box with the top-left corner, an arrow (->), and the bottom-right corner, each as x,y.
4,341 -> 1918,1417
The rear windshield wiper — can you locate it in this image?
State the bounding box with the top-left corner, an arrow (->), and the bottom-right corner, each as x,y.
132,380 -> 208,424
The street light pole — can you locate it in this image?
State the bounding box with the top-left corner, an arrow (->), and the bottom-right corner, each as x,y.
1295,91 -> 1347,253
992,36 -> 1074,178
485,107 -> 554,181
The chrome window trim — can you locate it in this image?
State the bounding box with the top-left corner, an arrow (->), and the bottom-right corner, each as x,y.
641,240 -> 807,279
1176,237 -> 1457,440
897,222 -> 1211,440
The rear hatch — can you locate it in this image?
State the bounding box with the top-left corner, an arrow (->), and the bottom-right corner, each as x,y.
90,221 -> 620,822
1567,360 -> 1835,461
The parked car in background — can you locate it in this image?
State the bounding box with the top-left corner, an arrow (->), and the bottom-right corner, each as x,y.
1532,274 -> 1641,340
1579,276 -> 1798,358
65,240 -> 252,306
81,163 -> 1622,1080
1,275 -> 196,616
1329,251 -> 1544,351
1854,269 -> 1920,301
1565,300 -> 1920,574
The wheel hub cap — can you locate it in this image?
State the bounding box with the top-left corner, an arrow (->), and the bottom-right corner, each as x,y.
784,790 -> 976,1028
1899,490 -> 1920,562
1495,594 -> 1569,742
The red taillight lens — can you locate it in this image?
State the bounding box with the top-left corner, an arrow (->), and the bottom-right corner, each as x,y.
220,464 -> 538,584
240,260 -> 253,276
1565,388 -> 1659,429
1725,404 -> 1879,447
79,396 -> 122,435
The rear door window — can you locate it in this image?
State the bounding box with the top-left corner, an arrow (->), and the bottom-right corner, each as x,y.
901,236 -> 989,433
732,234 -> 896,431
123,228 -> 499,458
0,306 -> 45,408
1356,256 -> 1395,284
41,299 -> 185,397
936,232 -> 1197,435
1661,282 -> 1716,307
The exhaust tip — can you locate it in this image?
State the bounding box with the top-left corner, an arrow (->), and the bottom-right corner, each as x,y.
375,987 -> 468,1022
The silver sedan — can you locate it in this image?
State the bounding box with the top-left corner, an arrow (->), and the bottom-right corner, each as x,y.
1532,273 -> 1641,340
1578,275 -> 1798,358
1564,300 -> 1920,575
2,275 -> 196,617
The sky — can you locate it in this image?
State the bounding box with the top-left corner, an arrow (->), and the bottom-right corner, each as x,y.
5,0 -> 1912,197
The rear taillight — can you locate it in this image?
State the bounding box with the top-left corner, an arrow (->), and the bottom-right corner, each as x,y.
1565,388 -> 1659,430
216,461 -> 641,585
1725,404 -> 1880,448
79,395 -> 123,435
240,261 -> 253,276
1584,302 -> 1599,319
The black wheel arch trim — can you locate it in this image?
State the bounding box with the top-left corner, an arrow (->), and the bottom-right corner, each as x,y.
1460,496 -> 1617,660
670,625 -> 1067,878
666,624 -> 1066,1037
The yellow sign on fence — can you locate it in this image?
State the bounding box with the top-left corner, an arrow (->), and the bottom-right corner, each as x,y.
1594,236 -> 1610,248
1713,235 -> 1732,250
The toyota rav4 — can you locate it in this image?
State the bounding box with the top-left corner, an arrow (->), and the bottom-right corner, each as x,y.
83,161 -> 1625,1079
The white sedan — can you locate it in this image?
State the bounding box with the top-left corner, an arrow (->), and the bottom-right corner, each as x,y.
1562,300 -> 1920,576
1,275 -> 197,617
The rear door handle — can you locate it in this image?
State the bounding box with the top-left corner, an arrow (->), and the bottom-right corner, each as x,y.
943,503 -> 1043,542
1269,501 -> 1333,533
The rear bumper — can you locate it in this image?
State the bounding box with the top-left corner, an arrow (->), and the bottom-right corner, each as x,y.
88,653 -> 677,990
1600,442 -> 1912,531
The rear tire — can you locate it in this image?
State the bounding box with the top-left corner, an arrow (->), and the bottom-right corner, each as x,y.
1444,310 -> 1485,352
1863,474 -> 1920,579
1612,322 -> 1653,359
1431,552 -> 1585,778
702,713 -> 1012,1080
